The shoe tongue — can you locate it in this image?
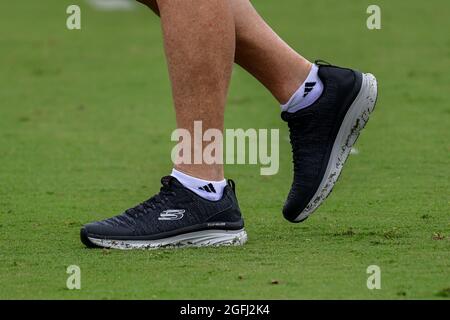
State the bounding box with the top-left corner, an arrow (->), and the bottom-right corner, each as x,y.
161,176 -> 174,186
161,176 -> 183,188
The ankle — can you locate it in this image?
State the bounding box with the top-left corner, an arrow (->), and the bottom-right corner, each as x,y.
279,60 -> 313,104
174,165 -> 224,181
281,63 -> 324,113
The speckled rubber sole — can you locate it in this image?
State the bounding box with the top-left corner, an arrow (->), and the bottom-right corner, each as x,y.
86,229 -> 248,250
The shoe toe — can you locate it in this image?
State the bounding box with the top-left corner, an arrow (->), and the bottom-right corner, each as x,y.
283,202 -> 304,223
80,227 -> 100,248
80,220 -> 135,248
282,188 -> 311,223
82,220 -> 133,236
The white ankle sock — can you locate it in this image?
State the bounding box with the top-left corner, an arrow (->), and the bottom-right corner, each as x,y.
281,64 -> 324,113
171,169 -> 227,201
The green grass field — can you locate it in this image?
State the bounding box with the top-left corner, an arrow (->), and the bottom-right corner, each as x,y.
1,0 -> 449,299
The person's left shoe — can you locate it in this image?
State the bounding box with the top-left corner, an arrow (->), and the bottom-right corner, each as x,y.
281,61 -> 378,223
80,176 -> 247,250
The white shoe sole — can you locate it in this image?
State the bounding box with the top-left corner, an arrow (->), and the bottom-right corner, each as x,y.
295,73 -> 378,222
87,229 -> 248,250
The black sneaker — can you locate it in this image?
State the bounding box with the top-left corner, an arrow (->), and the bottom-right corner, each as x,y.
80,176 -> 247,249
281,61 -> 378,223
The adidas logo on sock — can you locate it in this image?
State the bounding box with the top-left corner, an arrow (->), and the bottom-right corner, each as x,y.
303,82 -> 316,97
199,183 -> 216,193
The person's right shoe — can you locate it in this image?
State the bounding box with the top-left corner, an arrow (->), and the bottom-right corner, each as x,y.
281,61 -> 378,223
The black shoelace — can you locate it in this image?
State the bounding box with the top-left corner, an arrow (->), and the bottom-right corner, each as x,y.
287,121 -> 304,173
124,183 -> 177,218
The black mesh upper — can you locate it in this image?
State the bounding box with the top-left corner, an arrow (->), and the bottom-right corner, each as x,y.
281,64 -> 362,222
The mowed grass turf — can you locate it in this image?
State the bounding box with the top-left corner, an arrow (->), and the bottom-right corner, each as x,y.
1,0 -> 449,299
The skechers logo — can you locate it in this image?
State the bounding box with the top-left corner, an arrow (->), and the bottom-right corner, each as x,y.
158,209 -> 185,221
198,183 -> 216,193
303,82 -> 316,97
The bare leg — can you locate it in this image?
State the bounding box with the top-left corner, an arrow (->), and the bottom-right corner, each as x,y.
156,0 -> 235,181
231,0 -> 311,103
138,0 -> 311,103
